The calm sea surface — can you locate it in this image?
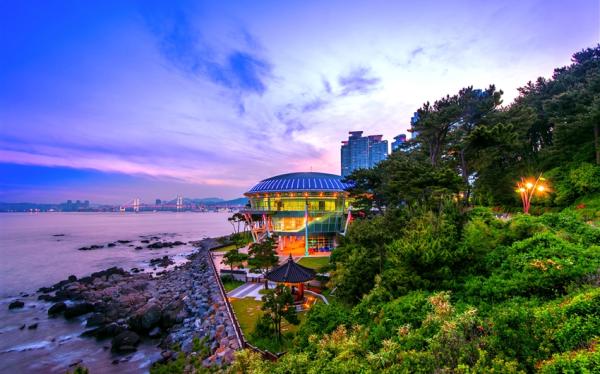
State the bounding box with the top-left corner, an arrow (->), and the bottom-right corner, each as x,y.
0,212 -> 232,373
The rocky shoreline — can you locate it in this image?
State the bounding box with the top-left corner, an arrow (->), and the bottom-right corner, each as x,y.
13,238 -> 239,368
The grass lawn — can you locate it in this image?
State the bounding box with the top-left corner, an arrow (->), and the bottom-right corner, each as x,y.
221,277 -> 245,292
230,297 -> 263,336
211,244 -> 238,252
230,296 -> 306,352
297,256 -> 330,270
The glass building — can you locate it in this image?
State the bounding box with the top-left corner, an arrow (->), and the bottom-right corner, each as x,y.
243,172 -> 352,256
391,134 -> 407,152
340,131 -> 388,177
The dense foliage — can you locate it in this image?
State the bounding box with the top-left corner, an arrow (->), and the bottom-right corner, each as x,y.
227,45 -> 600,373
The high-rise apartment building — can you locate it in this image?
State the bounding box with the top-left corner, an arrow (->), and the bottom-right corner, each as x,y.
391,134 -> 407,152
409,112 -> 420,139
341,131 -> 388,177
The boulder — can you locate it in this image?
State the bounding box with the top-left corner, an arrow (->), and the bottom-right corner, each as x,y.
64,302 -> 94,319
28,323 -> 38,329
48,302 -> 67,316
8,300 -> 24,309
86,312 -> 107,327
129,303 -> 162,332
111,330 -> 140,353
82,322 -> 125,339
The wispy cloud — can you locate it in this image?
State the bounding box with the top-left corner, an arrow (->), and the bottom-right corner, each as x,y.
143,2 -> 272,95
338,67 -> 381,96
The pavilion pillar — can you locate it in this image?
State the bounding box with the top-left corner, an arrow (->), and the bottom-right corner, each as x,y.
299,282 -> 304,299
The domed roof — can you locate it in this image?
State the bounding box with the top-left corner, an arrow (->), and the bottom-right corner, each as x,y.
246,172 -> 351,194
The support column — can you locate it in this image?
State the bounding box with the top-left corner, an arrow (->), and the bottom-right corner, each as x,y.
304,198 -> 309,257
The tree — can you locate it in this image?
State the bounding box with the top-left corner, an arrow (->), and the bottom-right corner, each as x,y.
248,236 -> 279,288
261,284 -> 299,341
446,85 -> 503,203
222,248 -> 248,273
228,212 -> 248,235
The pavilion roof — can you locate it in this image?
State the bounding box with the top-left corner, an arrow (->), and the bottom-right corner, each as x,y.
266,255 -> 316,283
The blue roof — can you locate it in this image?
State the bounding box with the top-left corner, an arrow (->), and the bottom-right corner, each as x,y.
246,172 -> 351,194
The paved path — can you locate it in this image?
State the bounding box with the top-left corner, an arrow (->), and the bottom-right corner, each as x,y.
228,282 -> 276,300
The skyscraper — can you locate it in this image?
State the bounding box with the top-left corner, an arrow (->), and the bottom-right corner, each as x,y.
341,131 -> 388,177
391,134 -> 407,152
409,112 -> 420,139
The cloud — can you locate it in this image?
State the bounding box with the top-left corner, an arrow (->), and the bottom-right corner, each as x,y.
143,3 -> 271,95
338,67 -> 381,95
301,98 -> 328,113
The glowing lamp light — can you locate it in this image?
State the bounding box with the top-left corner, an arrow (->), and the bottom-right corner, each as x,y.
516,174 -> 549,214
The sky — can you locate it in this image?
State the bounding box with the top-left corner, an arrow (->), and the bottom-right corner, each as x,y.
1,0 -> 598,204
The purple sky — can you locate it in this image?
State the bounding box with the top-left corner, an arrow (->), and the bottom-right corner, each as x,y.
1,0 -> 598,203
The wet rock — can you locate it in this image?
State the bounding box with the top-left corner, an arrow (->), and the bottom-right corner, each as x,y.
38,286 -> 53,293
117,240 -> 131,244
8,300 -> 24,309
148,326 -> 161,338
86,313 -> 106,327
135,246 -> 143,250
82,322 -> 126,339
68,275 -> 77,282
64,302 -> 94,319
107,243 -> 116,247
129,303 -> 161,332
19,324 -> 25,330
28,323 -> 38,329
149,256 -> 174,268
48,302 -> 67,316
111,330 -> 140,353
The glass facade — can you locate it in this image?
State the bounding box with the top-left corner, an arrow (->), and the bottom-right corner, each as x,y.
341,131 -> 389,177
243,172 -> 352,255
391,134 -> 407,152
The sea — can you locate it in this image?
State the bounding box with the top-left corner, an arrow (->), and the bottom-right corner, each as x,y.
0,211 -> 232,373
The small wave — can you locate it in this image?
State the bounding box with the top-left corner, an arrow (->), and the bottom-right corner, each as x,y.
2,340 -> 51,353
57,333 -> 79,344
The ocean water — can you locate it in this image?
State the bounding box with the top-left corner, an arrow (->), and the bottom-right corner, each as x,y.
0,211 -> 232,373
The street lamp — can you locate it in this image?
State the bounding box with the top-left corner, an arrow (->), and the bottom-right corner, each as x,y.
515,174 -> 547,214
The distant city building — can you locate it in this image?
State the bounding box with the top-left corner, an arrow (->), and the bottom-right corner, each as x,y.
391,134 -> 407,152
340,131 -> 389,177
155,199 -> 162,205
409,112 -> 420,139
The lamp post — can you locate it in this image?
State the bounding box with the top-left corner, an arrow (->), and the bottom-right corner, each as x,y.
516,174 -> 547,214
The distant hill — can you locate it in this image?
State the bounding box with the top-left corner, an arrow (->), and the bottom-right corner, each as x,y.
218,197 -> 249,206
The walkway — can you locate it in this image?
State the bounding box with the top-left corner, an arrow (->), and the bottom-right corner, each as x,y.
227,282 -> 276,300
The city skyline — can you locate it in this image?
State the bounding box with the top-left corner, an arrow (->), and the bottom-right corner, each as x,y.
1,1 -> 598,203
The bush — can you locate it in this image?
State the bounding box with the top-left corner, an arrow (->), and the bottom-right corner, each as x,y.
538,348 -> 600,374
